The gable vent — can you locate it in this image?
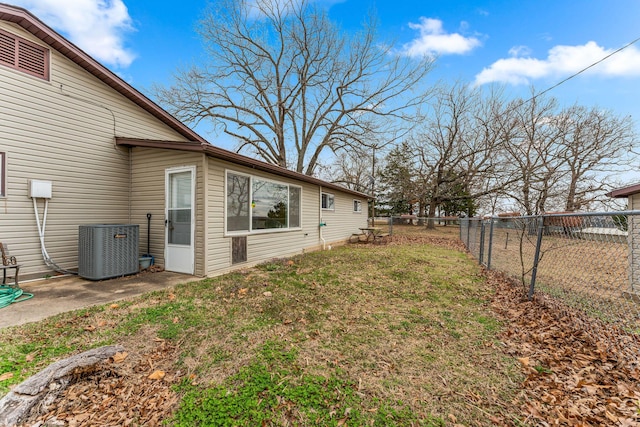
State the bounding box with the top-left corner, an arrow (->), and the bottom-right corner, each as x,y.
0,29 -> 49,80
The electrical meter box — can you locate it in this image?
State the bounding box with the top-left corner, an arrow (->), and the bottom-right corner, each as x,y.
28,180 -> 52,199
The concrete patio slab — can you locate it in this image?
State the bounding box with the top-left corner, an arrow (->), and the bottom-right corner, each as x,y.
0,271 -> 196,329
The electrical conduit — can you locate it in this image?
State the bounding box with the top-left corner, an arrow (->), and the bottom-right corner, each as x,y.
319,187 -> 325,250
32,198 -> 76,275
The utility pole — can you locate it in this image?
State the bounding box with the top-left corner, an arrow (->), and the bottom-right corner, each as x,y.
370,146 -> 376,227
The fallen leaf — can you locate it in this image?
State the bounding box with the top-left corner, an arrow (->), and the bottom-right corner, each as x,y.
168,293 -> 176,301
0,372 -> 14,381
83,325 -> 96,332
110,303 -> 120,309
605,409 -> 619,423
263,291 -> 272,297
448,414 -> 457,423
489,415 -> 503,424
517,357 -> 530,367
148,370 -> 166,380
188,373 -> 198,385
172,316 -> 179,324
25,352 -> 36,362
111,352 -> 128,363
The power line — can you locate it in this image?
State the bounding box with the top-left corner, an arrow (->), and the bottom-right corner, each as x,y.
524,35 -> 640,105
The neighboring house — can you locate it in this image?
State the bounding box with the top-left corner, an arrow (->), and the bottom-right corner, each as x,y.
0,3 -> 369,280
607,183 -> 640,294
607,183 -> 640,209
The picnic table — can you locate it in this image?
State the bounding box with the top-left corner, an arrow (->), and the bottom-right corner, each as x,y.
349,227 -> 390,244
359,227 -> 380,242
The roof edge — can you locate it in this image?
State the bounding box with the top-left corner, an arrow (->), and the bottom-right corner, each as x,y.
116,138 -> 371,199
0,2 -> 206,144
606,183 -> 640,198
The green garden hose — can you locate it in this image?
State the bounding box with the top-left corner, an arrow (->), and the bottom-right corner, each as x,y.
0,285 -> 33,309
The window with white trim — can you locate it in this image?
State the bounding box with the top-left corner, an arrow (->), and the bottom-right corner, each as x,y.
321,192 -> 334,210
353,199 -> 362,213
226,171 -> 302,233
0,29 -> 50,80
0,152 -> 4,197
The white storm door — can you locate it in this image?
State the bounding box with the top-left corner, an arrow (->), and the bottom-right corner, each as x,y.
165,167 -> 195,274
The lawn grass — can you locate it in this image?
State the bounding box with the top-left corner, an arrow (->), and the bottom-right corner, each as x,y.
0,230 -> 524,425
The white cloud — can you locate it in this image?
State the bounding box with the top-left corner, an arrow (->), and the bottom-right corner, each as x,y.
508,45 -> 531,58
11,0 -> 136,68
400,17 -> 481,57
475,41 -> 640,86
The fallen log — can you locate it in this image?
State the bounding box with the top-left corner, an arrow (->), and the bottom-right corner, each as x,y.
0,345 -> 124,427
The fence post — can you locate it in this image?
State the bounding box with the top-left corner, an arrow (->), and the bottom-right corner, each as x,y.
389,216 -> 393,236
479,220 -> 485,265
528,216 -> 545,300
486,218 -> 494,270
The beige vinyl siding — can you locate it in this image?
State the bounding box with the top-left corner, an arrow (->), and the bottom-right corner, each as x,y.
0,23 -> 189,279
205,159 -> 228,273
319,190 -> 368,243
205,159 -> 322,276
629,195 -> 638,293
129,148 -> 206,276
245,179 -> 319,267
204,159 -> 365,276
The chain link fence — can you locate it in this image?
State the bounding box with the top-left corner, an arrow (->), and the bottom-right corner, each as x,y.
376,213 -> 640,364
373,213 -> 639,333
459,211 -> 640,364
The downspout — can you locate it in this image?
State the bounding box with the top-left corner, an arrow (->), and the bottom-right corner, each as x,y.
319,186 -> 326,250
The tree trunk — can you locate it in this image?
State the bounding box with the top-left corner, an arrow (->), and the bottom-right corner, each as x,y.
0,345 -> 124,426
426,201 -> 438,229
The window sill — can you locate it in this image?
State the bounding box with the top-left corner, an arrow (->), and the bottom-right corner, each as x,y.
225,227 -> 303,237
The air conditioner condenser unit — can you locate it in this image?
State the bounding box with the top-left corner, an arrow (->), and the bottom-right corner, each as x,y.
78,224 -> 139,280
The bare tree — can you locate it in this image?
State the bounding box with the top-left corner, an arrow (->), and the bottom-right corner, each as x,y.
502,93 -> 637,214
501,91 -> 564,215
153,0 -> 434,175
553,105 -> 636,211
412,83 -> 512,225
323,147 -> 373,193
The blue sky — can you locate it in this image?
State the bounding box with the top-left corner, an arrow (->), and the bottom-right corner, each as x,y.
10,0 -> 640,153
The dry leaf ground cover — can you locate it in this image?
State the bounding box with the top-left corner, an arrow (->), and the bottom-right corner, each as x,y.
480,225 -> 640,331
0,226 -> 638,426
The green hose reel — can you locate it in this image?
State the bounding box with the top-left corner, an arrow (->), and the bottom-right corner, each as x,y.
0,285 -> 33,309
